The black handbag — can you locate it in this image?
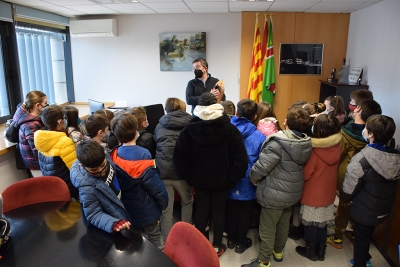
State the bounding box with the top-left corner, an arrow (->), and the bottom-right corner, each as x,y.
4,119 -> 20,143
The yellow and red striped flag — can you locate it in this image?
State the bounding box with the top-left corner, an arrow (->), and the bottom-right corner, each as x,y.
247,14 -> 264,102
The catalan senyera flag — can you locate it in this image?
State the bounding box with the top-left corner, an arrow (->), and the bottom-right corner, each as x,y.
247,15 -> 263,102
262,16 -> 276,106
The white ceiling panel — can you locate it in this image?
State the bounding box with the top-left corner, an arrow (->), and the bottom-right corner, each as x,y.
185,1 -> 227,9
65,4 -> 113,11
83,9 -> 121,14
269,2 -> 317,12
191,7 -> 229,13
153,8 -> 192,13
42,0 -> 94,5
143,2 -> 188,8
138,0 -> 182,2
229,2 -> 273,10
344,2 -> 376,12
11,0 -> 55,6
102,3 -> 149,10
119,9 -> 157,13
273,0 -> 320,2
322,0 -> 370,2
306,2 -> 362,12
184,0 -> 225,2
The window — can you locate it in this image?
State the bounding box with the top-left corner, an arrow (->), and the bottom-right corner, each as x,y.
0,34 -> 10,117
15,25 -> 68,104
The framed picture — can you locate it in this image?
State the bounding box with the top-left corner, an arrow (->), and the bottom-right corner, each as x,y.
279,43 -> 324,75
159,32 -> 206,71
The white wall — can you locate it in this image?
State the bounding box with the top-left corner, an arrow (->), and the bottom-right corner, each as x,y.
70,13 -> 242,112
346,0 -> 400,143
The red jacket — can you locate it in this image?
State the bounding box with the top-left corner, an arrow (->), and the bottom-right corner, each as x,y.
300,133 -> 342,207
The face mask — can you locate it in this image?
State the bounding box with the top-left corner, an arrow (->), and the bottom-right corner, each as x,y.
324,109 -> 329,115
77,117 -> 82,125
311,125 -> 314,134
349,104 -> 357,111
94,162 -> 111,180
194,69 -> 203,78
63,118 -> 68,130
102,131 -> 110,143
362,128 -> 369,142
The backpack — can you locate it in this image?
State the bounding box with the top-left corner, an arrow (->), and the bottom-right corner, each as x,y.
4,119 -> 20,143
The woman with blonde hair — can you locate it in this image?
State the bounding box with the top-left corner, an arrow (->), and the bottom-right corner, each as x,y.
154,97 -> 194,242
12,90 -> 47,171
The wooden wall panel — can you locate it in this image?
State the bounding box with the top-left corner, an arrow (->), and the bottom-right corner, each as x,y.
240,12 -> 350,124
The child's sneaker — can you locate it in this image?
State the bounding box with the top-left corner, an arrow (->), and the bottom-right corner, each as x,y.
349,259 -> 372,267
241,258 -> 270,267
235,238 -> 252,254
326,235 -> 343,249
227,239 -> 236,249
273,250 -> 283,262
214,243 -> 227,257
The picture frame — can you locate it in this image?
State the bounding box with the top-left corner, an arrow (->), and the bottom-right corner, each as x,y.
159,32 -> 206,71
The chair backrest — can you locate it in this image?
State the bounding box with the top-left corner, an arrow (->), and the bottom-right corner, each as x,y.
1,176 -> 71,214
164,222 -> 220,267
143,104 -> 165,135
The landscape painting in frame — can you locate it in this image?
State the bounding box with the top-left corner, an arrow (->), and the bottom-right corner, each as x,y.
159,32 -> 206,71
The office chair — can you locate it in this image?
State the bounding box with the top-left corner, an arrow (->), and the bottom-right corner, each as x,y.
1,176 -> 71,218
164,222 -> 220,267
143,104 -> 165,135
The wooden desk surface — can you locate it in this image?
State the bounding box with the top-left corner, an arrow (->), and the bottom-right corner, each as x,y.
0,102 -> 114,155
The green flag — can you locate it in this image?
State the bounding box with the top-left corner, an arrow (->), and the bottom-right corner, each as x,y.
262,16 -> 276,106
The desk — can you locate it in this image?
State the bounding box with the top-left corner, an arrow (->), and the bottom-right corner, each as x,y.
1,202 -> 177,267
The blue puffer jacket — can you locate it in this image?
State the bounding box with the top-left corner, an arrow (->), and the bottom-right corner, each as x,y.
13,103 -> 45,170
70,159 -> 130,233
110,148 -> 168,226
228,116 -> 266,200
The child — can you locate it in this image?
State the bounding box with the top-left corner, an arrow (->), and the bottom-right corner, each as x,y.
295,114 -> 342,261
174,92 -> 248,257
226,99 -> 266,254
254,101 -> 281,137
70,140 -> 131,233
64,105 -> 89,146
242,108 -> 312,267
34,105 -> 78,199
302,102 -> 325,137
131,107 -> 156,158
94,109 -> 118,150
342,115 -> 400,267
154,97 -> 194,242
221,100 -> 236,117
84,114 -> 110,151
344,89 -> 373,125
327,99 -> 382,249
324,95 -> 346,124
109,112 -> 168,248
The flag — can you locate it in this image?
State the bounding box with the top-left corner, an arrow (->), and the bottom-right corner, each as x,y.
247,14 -> 263,102
262,16 -> 276,106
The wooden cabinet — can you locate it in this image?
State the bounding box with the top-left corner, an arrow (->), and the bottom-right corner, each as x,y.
319,80 -> 369,113
372,184 -> 400,267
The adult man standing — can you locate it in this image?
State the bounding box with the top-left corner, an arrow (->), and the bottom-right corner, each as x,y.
186,58 -> 226,114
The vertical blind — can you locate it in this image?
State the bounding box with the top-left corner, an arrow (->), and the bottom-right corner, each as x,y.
16,26 -> 68,104
0,35 -> 10,116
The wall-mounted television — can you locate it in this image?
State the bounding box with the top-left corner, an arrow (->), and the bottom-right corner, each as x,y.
279,43 -> 324,75
88,99 -> 105,114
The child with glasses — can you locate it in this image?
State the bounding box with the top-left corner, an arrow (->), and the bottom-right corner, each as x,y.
70,140 -> 131,233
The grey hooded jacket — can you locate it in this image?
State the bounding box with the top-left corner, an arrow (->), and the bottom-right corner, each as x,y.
250,130 -> 312,209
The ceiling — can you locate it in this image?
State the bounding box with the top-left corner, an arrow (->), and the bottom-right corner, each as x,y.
5,0 -> 383,18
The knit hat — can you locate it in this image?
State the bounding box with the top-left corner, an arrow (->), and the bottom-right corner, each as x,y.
193,104 -> 224,120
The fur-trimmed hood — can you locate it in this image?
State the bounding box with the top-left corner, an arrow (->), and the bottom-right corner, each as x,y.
311,132 -> 342,165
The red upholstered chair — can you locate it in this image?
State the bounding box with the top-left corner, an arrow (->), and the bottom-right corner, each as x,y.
164,222 -> 220,267
1,176 -> 71,218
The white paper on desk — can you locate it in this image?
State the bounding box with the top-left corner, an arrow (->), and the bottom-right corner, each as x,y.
348,67 -> 363,84
113,101 -> 128,107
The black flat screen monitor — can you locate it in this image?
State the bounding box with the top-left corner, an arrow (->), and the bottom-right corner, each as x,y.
88,99 -> 105,114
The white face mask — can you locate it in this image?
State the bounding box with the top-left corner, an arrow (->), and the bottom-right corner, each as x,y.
63,118 -> 68,130
362,128 -> 369,142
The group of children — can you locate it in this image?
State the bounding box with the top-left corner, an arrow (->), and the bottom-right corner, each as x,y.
12,88 -> 400,267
